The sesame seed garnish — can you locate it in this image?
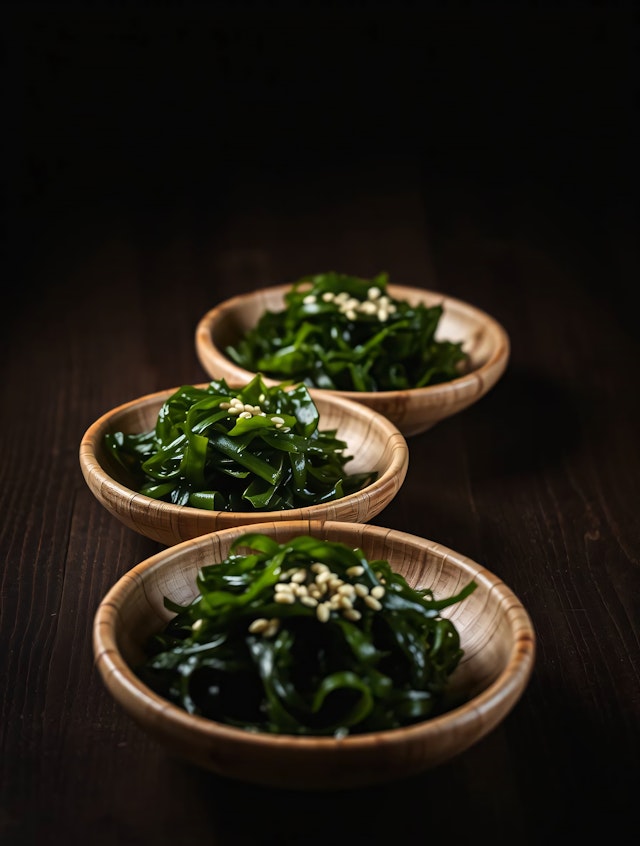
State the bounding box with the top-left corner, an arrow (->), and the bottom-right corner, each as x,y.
343,608 -> 362,621
249,557 -> 389,636
316,286 -> 398,322
263,620 -> 280,638
316,603 -> 331,623
275,592 -> 296,604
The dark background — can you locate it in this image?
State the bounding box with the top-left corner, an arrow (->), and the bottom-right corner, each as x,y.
4,0 -> 637,306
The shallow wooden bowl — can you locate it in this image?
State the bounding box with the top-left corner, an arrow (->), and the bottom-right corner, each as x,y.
93,519 -> 535,790
79,386 -> 408,547
195,283 -> 510,437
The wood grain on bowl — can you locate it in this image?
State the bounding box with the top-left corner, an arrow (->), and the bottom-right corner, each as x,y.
93,520 -> 535,791
195,283 -> 510,436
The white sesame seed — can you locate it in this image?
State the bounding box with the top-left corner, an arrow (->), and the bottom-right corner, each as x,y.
248,618 -> 270,633
220,401 -> 231,409
322,292 -> 335,302
238,411 -> 252,419
317,603 -> 331,623
192,618 -> 203,631
364,595 -> 382,611
315,570 -> 332,585
290,569 -> 307,583
271,416 -> 285,425
343,608 -> 362,621
228,406 -> 241,415
337,583 -> 356,596
338,595 -> 354,609
303,294 -> 316,304
370,585 -> 385,599
259,393 -> 266,402
311,562 -> 329,573
345,309 -> 357,320
263,620 -> 280,638
274,582 -> 293,592
354,583 -> 369,597
275,593 -> 296,604
368,287 -> 381,300
346,565 -> 365,577
300,596 -> 318,607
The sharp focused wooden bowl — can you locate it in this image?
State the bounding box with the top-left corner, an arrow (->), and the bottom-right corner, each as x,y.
93,519 -> 535,790
195,283 -> 511,437
79,386 -> 409,547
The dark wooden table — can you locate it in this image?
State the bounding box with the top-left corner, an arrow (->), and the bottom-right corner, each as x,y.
3,4 -> 638,844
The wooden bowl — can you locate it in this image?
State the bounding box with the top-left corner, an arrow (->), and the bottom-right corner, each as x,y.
195,283 -> 510,437
79,386 -> 408,546
93,520 -> 535,790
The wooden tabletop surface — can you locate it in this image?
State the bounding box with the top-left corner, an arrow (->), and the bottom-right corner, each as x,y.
3,3 -> 638,844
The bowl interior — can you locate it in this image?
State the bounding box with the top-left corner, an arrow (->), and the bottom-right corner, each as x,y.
92,387 -> 403,490
80,386 -> 409,545
94,520 -> 535,789
196,283 -> 507,387
194,284 -> 511,437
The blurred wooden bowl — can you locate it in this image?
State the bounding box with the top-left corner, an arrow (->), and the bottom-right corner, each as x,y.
79,386 -> 408,547
93,519 -> 535,790
195,283 -> 510,437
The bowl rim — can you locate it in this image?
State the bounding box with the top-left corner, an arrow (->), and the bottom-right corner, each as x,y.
79,383 -> 409,522
93,519 -> 536,753
195,282 -> 511,402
